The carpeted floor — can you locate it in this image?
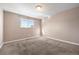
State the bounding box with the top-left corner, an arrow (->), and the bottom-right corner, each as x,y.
0,37 -> 79,55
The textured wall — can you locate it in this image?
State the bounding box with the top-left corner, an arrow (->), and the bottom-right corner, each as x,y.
4,11 -> 41,42
43,7 -> 79,43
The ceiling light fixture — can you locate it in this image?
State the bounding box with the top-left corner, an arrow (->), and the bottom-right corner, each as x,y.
35,5 -> 42,11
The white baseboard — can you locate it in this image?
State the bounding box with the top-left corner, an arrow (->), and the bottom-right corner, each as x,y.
2,35 -> 79,48
4,36 -> 40,44
46,36 -> 79,46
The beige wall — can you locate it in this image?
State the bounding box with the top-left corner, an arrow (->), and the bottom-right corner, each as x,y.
43,7 -> 79,43
0,9 -> 3,46
4,11 -> 41,42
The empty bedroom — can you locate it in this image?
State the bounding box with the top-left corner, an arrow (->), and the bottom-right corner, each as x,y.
0,3 -> 79,55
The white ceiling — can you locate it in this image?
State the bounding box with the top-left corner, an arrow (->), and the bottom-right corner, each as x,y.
0,3 -> 79,18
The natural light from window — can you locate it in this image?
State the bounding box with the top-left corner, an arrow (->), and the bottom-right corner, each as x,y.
20,18 -> 34,28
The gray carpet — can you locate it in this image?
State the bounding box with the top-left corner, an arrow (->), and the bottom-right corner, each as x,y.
0,37 -> 79,55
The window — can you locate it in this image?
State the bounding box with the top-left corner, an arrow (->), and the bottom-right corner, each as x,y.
20,18 -> 34,28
